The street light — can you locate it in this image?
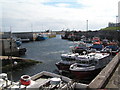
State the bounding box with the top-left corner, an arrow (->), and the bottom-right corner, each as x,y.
116,16 -> 118,30
86,20 -> 88,31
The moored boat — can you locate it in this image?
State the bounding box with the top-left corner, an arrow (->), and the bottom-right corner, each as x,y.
55,53 -> 79,72
90,42 -> 103,51
72,42 -> 89,54
36,34 -> 48,41
101,43 -> 120,55
55,52 -> 92,72
69,52 -> 110,80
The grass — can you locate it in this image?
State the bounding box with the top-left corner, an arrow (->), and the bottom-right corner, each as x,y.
100,27 -> 120,31
1,58 -> 42,72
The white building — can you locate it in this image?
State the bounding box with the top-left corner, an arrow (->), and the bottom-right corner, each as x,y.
118,1 -> 120,23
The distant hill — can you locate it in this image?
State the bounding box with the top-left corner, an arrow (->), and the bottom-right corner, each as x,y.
100,27 -> 120,31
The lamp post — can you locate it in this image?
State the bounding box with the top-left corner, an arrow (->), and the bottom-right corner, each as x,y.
86,20 -> 88,31
116,16 -> 118,30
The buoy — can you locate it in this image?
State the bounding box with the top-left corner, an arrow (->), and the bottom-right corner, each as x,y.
14,61 -> 18,65
20,75 -> 31,86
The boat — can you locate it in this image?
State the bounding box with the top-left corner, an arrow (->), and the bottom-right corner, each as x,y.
0,73 -> 11,90
36,34 -> 48,41
92,37 -> 101,43
55,53 -> 79,72
102,38 -> 109,47
69,52 -> 110,80
1,71 -> 73,90
101,42 -> 120,55
90,42 -> 103,51
61,34 -> 67,39
55,51 -> 91,72
72,42 -> 90,54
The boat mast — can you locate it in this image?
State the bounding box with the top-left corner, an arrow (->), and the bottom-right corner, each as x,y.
9,26 -> 13,85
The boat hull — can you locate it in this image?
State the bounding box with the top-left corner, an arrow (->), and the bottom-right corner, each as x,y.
55,62 -> 72,72
70,68 -> 101,79
36,37 -> 47,41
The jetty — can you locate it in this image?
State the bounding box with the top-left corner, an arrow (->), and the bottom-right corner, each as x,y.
88,52 -> 120,89
67,52 -> 120,89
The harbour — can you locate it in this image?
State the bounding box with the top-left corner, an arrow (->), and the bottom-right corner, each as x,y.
1,34 -> 119,85
1,0 -> 120,89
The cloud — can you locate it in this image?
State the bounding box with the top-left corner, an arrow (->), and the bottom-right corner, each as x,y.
54,3 -> 70,7
1,0 -> 120,32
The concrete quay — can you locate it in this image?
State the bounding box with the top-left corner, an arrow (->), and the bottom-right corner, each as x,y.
88,52 -> 120,89
105,64 -> 120,88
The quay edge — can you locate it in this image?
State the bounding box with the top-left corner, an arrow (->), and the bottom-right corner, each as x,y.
88,52 -> 120,89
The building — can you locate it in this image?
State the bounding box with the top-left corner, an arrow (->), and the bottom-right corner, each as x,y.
108,1 -> 120,27
108,22 -> 120,27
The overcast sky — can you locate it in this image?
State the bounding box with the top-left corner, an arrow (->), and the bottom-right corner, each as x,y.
1,0 -> 120,32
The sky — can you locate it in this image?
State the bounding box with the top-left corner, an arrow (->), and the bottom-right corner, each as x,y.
1,0 -> 120,32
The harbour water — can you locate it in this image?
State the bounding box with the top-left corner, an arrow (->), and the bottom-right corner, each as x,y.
9,35 -> 75,81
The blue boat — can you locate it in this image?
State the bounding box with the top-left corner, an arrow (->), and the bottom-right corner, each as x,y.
101,44 -> 120,55
36,34 -> 48,41
13,37 -> 22,47
91,44 -> 103,50
90,41 -> 103,51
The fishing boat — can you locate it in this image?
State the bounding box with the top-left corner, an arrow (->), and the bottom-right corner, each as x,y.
55,53 -> 79,72
72,42 -> 90,54
101,42 -> 120,55
69,52 -> 110,79
0,71 -> 73,90
55,50 -> 90,72
102,38 -> 109,47
36,34 -> 48,41
90,42 -> 103,51
92,37 -> 101,43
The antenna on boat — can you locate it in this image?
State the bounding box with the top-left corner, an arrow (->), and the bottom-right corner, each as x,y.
85,20 -> 88,39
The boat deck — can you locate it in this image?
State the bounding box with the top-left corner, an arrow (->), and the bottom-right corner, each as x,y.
27,78 -> 50,88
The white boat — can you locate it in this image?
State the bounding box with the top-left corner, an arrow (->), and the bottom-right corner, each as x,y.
56,53 -> 79,72
0,73 -> 12,90
69,52 -> 110,79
